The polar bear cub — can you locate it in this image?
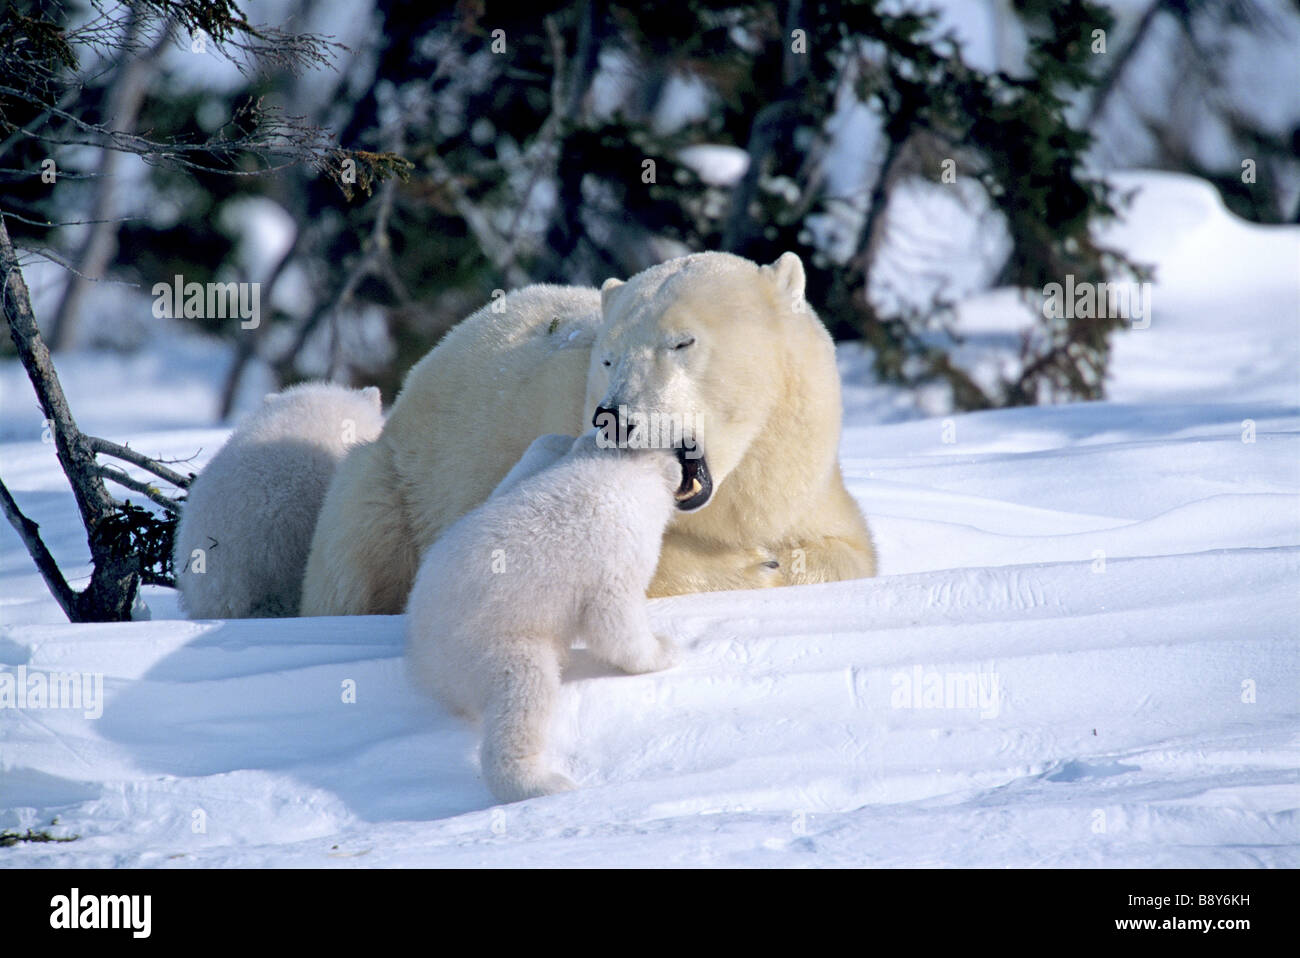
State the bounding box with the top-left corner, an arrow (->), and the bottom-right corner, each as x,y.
405,430 -> 686,803
174,381 -> 384,619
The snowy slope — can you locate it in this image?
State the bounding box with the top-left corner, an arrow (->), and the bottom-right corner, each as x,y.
1,172 -> 1298,867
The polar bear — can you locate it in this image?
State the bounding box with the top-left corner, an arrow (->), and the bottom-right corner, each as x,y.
301,252 -> 875,616
174,382 -> 384,619
301,285 -> 602,616
406,430 -> 682,803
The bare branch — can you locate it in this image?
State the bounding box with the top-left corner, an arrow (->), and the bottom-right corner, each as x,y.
1,211 -> 140,621
426,150 -> 532,289
95,465 -> 183,514
278,174 -> 407,373
0,477 -> 79,620
0,209 -> 141,229
86,436 -> 194,488
48,7 -> 168,349
218,229 -> 303,419
1085,0 -> 1168,129
10,244 -> 141,287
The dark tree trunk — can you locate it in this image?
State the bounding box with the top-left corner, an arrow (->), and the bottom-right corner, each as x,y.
1,213 -> 140,622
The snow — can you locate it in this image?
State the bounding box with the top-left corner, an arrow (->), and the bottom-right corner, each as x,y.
2,171 -> 1298,867
676,146 -> 750,188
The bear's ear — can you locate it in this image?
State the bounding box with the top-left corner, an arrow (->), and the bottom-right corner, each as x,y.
360,385 -> 382,409
764,251 -> 806,305
600,276 -> 625,310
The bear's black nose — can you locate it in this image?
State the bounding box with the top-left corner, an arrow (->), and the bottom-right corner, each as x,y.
592,405 -> 620,430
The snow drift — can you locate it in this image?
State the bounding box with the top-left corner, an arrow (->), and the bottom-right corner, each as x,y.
1,172 -> 1297,867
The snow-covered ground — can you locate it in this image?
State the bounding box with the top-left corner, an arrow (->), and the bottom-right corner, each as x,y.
1,172 -> 1297,867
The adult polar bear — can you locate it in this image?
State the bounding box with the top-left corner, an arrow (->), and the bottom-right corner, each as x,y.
300,251 -> 876,616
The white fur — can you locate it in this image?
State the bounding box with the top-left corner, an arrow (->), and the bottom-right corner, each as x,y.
174,382 -> 384,618
405,431 -> 681,803
301,254 -> 875,617
584,251 -> 877,594
301,285 -> 600,616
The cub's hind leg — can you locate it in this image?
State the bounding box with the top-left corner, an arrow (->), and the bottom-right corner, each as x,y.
479,640 -> 577,803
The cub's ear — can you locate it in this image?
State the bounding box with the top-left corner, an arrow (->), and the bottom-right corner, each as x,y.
600,276 -> 625,310
360,385 -> 382,409
764,251 -> 806,305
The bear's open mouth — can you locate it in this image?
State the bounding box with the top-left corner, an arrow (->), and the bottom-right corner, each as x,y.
674,448 -> 712,511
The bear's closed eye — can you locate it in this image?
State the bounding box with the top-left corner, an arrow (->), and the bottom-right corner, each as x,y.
762,559 -> 779,569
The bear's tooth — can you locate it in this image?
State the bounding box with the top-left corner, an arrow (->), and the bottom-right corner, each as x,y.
674,478 -> 703,501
